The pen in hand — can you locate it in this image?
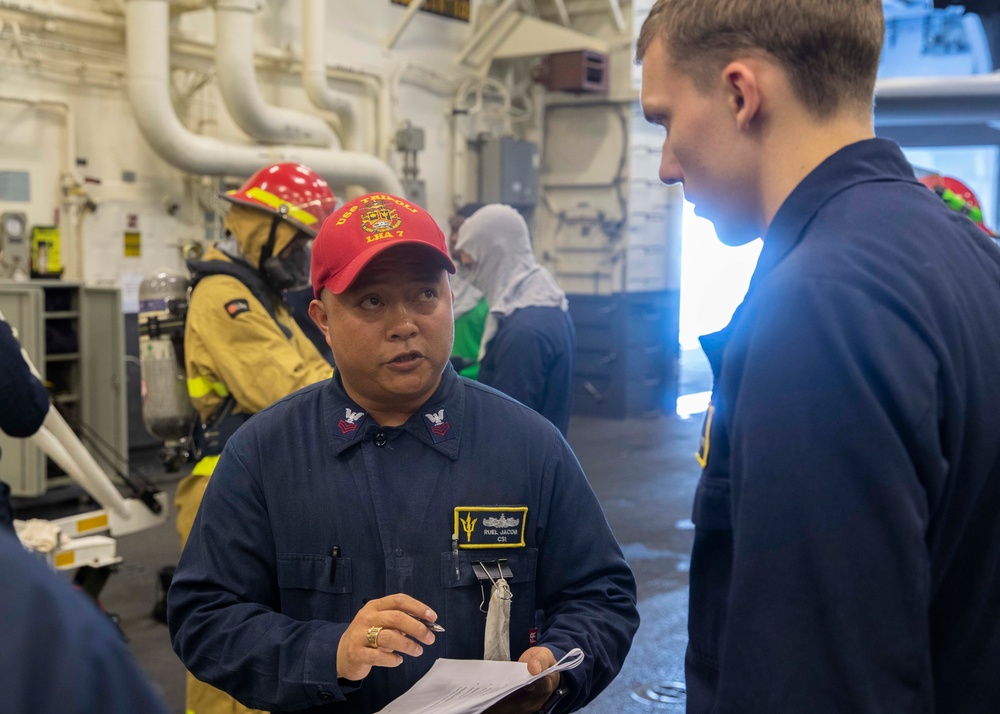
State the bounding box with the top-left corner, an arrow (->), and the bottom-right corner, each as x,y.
410,614 -> 445,633
359,597 -> 445,633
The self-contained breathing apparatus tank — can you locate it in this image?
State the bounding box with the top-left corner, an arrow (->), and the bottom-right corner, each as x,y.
138,270 -> 195,471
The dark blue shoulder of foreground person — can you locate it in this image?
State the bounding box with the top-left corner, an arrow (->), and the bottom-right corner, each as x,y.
0,318 -> 49,438
687,139 -> 1000,714
0,530 -> 171,714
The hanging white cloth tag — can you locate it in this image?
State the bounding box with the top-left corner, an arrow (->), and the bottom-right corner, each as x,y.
483,577 -> 512,661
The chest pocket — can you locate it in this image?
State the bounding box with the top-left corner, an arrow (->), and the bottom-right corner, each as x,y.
276,553 -> 354,622
439,549 -> 538,659
692,477 -> 732,531
692,399 -> 732,531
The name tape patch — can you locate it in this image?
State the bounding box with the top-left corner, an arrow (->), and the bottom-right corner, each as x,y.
454,506 -> 527,548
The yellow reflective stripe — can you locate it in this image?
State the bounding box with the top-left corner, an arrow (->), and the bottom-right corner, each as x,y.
192,455 -> 220,477
244,187 -> 318,226
187,376 -> 230,399
695,402 -> 714,469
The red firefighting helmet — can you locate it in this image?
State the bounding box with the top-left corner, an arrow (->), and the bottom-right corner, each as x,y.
220,163 -> 336,238
917,172 -> 989,233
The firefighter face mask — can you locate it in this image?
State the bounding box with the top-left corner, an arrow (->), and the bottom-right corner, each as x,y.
262,233 -> 312,292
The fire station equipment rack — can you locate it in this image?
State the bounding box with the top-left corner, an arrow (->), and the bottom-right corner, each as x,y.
0,280 -> 126,497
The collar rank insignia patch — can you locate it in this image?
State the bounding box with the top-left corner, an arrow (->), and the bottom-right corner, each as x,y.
423,408 -> 455,443
336,407 -> 366,438
454,506 -> 528,548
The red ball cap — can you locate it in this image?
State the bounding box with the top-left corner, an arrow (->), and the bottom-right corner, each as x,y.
312,193 -> 456,297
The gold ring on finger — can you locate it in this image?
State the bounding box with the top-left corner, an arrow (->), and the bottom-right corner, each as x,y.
366,625 -> 383,648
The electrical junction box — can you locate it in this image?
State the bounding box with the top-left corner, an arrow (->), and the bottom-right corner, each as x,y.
479,137 -> 539,208
539,50 -> 609,94
395,124 -> 425,153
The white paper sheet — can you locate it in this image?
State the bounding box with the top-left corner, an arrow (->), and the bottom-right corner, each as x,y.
375,648 -> 584,714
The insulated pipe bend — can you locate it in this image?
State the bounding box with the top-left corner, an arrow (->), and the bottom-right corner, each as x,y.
126,0 -> 403,194
215,0 -> 336,147
302,0 -> 357,149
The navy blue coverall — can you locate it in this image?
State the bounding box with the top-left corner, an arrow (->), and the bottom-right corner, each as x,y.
687,139 -> 1000,713
478,306 -> 576,436
168,365 -> 637,713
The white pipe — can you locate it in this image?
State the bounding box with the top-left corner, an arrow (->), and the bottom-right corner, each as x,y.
469,0 -> 483,32
875,73 -> 1000,126
302,0 -> 357,150
458,0 -> 520,64
215,0 -> 335,148
31,416 -> 132,519
170,32 -> 384,155
451,109 -> 469,209
385,0 -> 428,49
0,0 -> 121,29
126,0 -> 403,194
1,0 -> 378,156
551,0 -> 570,26
607,0 -> 624,33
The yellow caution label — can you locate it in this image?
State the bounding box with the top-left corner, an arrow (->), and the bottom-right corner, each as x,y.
77,514 -> 109,533
54,551 -> 75,568
124,231 -> 141,257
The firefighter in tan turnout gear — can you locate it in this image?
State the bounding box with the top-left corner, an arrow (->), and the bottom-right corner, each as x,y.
177,162 -> 335,714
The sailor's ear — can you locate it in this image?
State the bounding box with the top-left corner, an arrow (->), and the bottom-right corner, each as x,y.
307,297 -> 330,341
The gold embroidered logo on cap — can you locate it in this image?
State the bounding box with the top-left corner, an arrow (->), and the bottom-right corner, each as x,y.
361,198 -> 402,235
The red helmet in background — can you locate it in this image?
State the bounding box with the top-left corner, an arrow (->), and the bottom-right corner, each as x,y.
916,172 -> 992,235
220,163 -> 336,237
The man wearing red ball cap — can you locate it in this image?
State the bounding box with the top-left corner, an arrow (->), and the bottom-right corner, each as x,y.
168,193 -> 638,714
176,162 -> 336,714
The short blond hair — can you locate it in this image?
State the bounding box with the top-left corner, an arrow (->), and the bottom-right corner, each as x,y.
636,0 -> 884,118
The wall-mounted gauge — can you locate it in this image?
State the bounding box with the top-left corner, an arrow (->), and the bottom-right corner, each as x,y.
0,211 -> 30,279
1,212 -> 27,243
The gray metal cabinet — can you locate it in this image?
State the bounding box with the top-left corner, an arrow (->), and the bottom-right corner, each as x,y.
568,290 -> 680,419
0,281 -> 126,497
